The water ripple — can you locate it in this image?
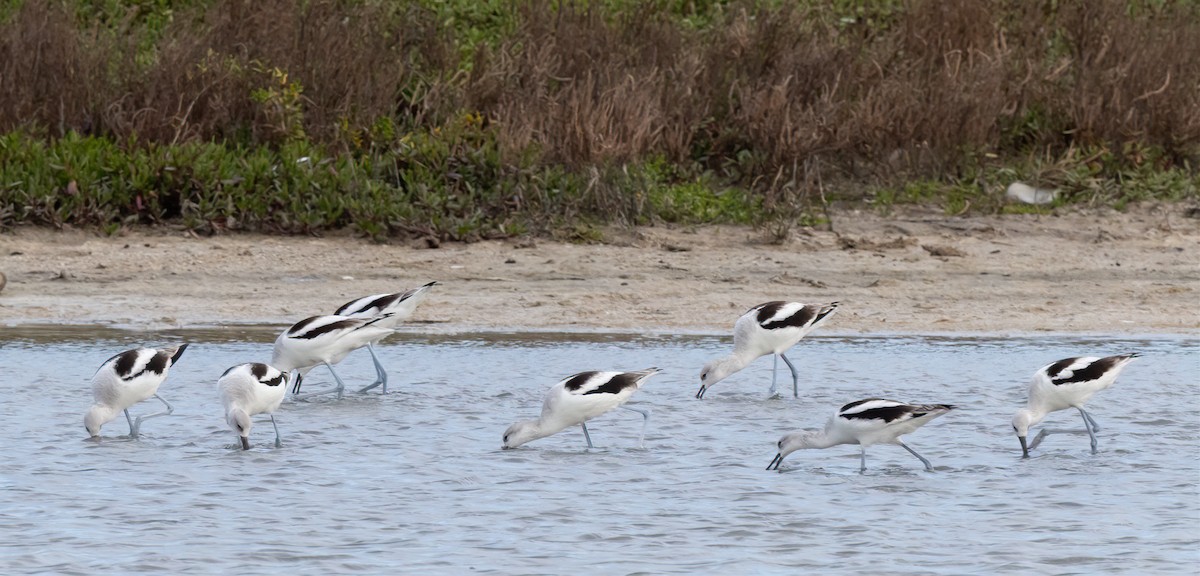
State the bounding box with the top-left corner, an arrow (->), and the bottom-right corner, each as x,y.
0,334 -> 1196,573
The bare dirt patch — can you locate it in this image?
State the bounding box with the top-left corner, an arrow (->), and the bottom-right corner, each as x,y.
1,204 -> 1197,335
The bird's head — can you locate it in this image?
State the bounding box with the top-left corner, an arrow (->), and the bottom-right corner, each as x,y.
502,421 -> 539,449
766,430 -> 822,470
1012,409 -> 1037,458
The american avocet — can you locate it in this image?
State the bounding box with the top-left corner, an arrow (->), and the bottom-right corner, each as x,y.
767,399 -> 954,472
271,314 -> 394,400
334,281 -> 437,394
503,368 -> 661,450
697,301 -> 838,399
84,344 -> 188,439
1012,353 -> 1139,457
219,362 -> 288,450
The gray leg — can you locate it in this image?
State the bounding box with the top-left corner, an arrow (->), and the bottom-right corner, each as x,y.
1027,428 -> 1093,452
899,440 -> 934,471
124,409 -> 135,435
292,361 -> 348,401
621,405 -> 651,448
580,422 -> 594,449
1079,408 -> 1099,454
130,394 -> 174,438
859,444 -> 868,473
779,352 -> 800,399
768,355 -> 780,398
357,343 -> 389,394
270,414 -> 282,448
1027,428 -> 1051,452
1079,408 -> 1100,432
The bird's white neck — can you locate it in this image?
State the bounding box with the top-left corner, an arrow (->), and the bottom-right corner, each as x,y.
803,430 -> 845,450
507,419 -> 563,447
714,353 -> 754,377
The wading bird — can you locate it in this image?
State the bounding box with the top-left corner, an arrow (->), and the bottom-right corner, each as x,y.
272,315 -> 394,400
503,368 -> 661,449
334,281 -> 437,394
698,301 -> 838,399
1012,353 -> 1139,457
219,362 -> 288,450
84,344 -> 188,439
767,398 -> 954,472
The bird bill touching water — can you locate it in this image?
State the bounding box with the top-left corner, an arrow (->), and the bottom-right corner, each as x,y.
1012,353 -> 1139,457
84,344 -> 188,439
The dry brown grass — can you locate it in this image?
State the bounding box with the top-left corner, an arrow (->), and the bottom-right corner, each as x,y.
2,0 -> 1196,194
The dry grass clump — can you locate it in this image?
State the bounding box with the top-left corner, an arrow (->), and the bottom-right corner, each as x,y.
0,0 -> 1195,235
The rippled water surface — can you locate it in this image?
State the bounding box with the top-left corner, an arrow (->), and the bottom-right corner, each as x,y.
1,328 -> 1197,574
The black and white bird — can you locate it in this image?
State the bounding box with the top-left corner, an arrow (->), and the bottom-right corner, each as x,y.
219,363 -> 288,450
84,344 -> 188,439
1012,353 -> 1139,457
271,315 -> 395,400
697,301 -> 839,399
334,281 -> 437,394
767,399 -> 954,472
503,368 -> 661,449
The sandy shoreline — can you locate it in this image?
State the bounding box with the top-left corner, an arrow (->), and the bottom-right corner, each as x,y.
1,204 -> 1197,336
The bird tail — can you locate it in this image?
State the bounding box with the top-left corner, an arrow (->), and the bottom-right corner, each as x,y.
169,343 -> 189,365
362,313 -> 395,327
912,403 -> 955,419
813,301 -> 840,325
633,367 -> 663,385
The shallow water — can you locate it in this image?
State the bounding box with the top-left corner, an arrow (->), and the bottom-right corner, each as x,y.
1,328 -> 1197,574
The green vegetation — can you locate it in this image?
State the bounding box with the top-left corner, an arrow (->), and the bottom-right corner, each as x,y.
0,0 -> 1196,239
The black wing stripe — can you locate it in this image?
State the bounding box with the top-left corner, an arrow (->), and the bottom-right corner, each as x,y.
292,319 -> 362,339
563,372 -> 599,392
1050,357 -> 1121,385
759,304 -> 817,330
287,316 -> 323,336
112,349 -> 141,379
584,373 -> 640,396
842,405 -> 912,423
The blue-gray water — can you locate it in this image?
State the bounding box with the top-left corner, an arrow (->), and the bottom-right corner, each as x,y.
1,328 -> 1197,574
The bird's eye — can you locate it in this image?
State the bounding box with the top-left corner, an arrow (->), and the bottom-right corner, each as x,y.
777,440 -> 783,448
701,372 -> 708,380
503,434 -> 509,443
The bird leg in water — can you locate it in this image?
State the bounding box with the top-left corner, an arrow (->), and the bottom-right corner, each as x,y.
1026,428 -> 1092,452
768,355 -> 781,398
779,352 -> 800,399
1078,407 -> 1101,433
859,445 -> 869,473
129,394 -> 174,438
621,405 -> 651,448
357,343 -> 389,394
899,440 -> 935,472
292,361 -> 349,401
1079,408 -> 1100,453
270,414 -> 282,448
580,422 -> 594,449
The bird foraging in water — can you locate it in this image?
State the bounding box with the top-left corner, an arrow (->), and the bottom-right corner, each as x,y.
503,368 -> 661,449
767,399 -> 954,473
84,344 -> 188,439
1012,353 -> 1139,457
219,362 -> 288,450
272,314 -> 395,400
334,281 -> 437,394
697,301 -> 838,399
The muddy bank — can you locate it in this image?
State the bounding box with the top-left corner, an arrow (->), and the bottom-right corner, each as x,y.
1,204 -> 1197,335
